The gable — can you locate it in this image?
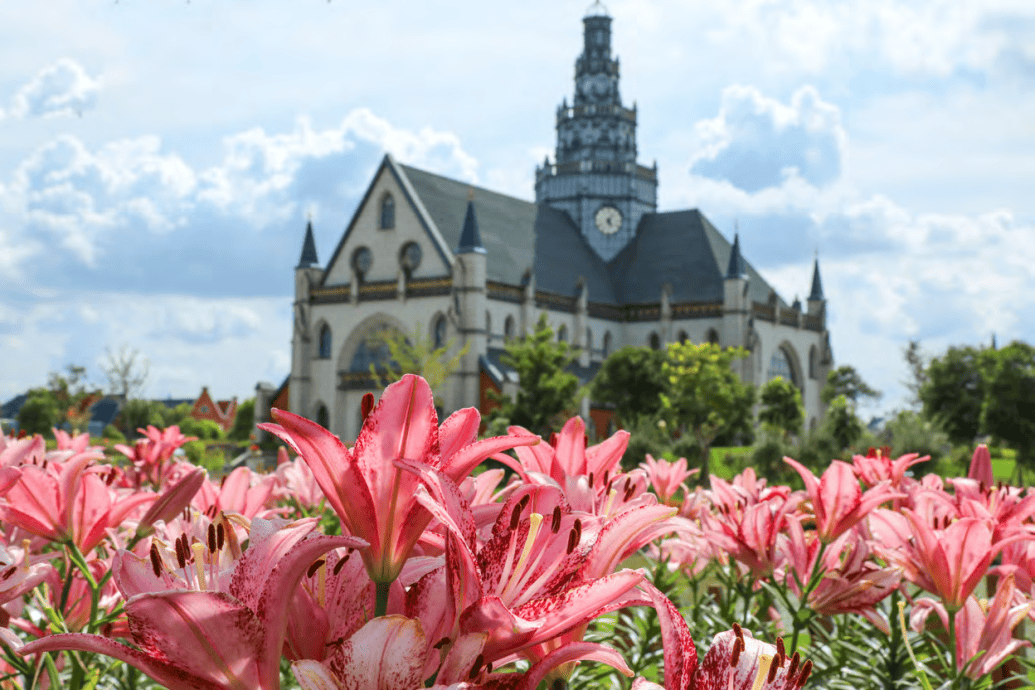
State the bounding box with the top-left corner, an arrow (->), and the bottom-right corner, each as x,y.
323,155 -> 454,287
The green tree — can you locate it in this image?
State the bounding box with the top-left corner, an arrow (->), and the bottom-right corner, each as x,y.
487,315 -> 580,437
118,399 -> 167,437
920,345 -> 988,446
980,341 -> 1035,482
368,325 -> 468,406
102,345 -> 150,399
177,416 -> 226,441
16,389 -> 62,436
590,346 -> 667,426
228,398 -> 256,441
822,394 -> 865,452
902,340 -> 928,409
758,376 -> 804,440
660,341 -> 755,483
821,365 -> 881,406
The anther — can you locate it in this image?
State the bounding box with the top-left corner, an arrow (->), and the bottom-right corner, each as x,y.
149,543 -> 162,578
509,502 -> 523,531
797,660 -> 812,687
624,483 -> 636,502
767,657 -> 779,683
208,524 -> 217,553
333,553 -> 351,575
588,472 -> 594,487
469,654 -> 484,679
551,506 -> 562,533
361,392 -> 375,422
787,652 -> 799,679
175,537 -> 187,569
216,522 -> 225,551
307,559 -> 326,579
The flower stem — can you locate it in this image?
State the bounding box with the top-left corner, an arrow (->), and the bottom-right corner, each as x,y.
375,580 -> 391,618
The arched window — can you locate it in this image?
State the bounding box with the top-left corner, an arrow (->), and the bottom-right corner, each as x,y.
603,331 -> 612,357
380,193 -> 395,230
315,403 -> 330,430
649,332 -> 661,350
558,325 -> 568,343
433,314 -> 448,350
767,347 -> 798,387
809,345 -> 818,380
504,315 -> 515,342
350,327 -> 397,373
677,330 -> 689,344
706,328 -> 719,344
318,323 -> 332,359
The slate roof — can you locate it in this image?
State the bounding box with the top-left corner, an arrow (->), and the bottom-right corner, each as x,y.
809,257 -> 825,301
609,210 -> 786,307
397,162 -> 786,309
456,200 -> 487,254
297,220 -> 319,268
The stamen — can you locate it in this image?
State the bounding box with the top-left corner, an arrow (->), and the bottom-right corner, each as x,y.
333,551 -> 351,575
588,472 -> 594,487
175,536 -> 187,569
469,654 -> 484,679
787,652 -> 799,679
149,543 -> 162,578
509,502 -> 523,531
551,506 -> 562,533
730,636 -> 744,667
767,655 -> 779,683
603,489 -> 617,518
623,482 -> 636,502
217,523 -> 225,551
361,392 -> 375,422
797,660 -> 812,687
307,559 -> 326,579
208,524 -> 217,553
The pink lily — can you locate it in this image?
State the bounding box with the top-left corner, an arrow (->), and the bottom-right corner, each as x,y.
634,583 -> 812,690
0,433 -> 45,467
261,374 -> 538,585
0,455 -> 155,553
967,444 -> 994,487
784,456 -> 903,543
851,448 -> 928,490
193,466 -> 279,520
641,454 -> 698,504
115,425 -> 196,488
21,517 -> 366,690
901,511 -> 1027,609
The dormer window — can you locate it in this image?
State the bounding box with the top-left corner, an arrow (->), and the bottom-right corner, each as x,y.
380,193 -> 395,230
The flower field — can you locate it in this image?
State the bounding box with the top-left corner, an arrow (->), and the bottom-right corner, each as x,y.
0,374 -> 1032,689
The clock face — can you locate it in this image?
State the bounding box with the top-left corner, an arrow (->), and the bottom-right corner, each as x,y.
595,205 -> 623,235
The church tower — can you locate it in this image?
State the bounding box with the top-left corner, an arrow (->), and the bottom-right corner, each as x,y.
535,2 -> 658,262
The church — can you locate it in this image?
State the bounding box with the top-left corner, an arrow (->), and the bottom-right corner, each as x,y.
269,5 -> 834,442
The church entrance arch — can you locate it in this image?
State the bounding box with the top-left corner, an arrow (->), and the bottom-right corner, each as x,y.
335,313 -> 410,439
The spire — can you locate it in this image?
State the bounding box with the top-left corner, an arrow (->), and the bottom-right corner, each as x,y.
808,255 -> 825,301
456,199 -> 486,255
296,218 -> 319,269
725,233 -> 746,279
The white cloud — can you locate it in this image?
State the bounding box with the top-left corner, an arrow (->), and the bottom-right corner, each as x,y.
6,59 -> 99,119
690,85 -> 846,193
0,109 -> 479,288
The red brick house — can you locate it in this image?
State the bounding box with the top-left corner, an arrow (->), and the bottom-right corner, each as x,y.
190,387 -> 238,432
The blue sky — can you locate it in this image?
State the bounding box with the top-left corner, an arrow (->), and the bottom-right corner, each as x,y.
1,0 -> 1033,421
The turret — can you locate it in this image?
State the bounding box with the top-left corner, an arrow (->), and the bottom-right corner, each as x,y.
289,219 -> 323,417
452,198 -> 487,412
722,233 -> 751,378
807,255 -> 825,319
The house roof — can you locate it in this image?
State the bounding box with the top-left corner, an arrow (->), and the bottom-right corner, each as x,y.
482,347 -> 602,388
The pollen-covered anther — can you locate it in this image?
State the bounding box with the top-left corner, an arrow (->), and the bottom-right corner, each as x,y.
149,543 -> 162,578
551,506 -> 562,533
307,559 -> 326,579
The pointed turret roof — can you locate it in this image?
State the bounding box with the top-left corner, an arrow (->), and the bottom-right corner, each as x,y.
725,233 -> 746,279
808,256 -> 825,301
296,219 -> 319,268
456,199 -> 487,255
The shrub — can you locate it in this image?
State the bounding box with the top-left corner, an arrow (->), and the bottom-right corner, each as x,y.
177,416 -> 226,441
102,424 -> 126,443
16,390 -> 61,436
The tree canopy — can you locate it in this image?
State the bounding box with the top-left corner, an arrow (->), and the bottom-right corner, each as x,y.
758,375 -> 804,440
660,341 -> 755,482
590,346 -> 667,426
821,365 -> 881,406
980,341 -> 1035,480
486,315 -> 580,437
919,344 -> 988,446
